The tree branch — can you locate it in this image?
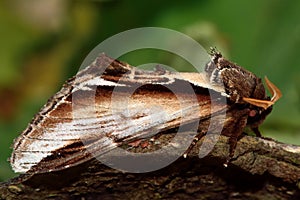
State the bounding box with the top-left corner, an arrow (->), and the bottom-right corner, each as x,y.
1,134 -> 300,199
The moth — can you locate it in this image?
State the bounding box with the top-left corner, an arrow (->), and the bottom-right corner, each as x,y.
10,49 -> 282,174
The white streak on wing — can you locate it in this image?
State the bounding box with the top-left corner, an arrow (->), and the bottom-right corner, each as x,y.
13,152 -> 51,172
25,139 -> 72,152
12,139 -> 71,173
42,115 -> 121,140
176,73 -> 228,97
85,76 -> 126,86
110,105 -> 198,140
110,112 -> 172,138
73,76 -> 126,92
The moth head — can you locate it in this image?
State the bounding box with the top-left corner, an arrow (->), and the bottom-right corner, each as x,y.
243,76 -> 282,110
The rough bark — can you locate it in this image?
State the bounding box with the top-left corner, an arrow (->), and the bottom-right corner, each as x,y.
1,134 -> 300,200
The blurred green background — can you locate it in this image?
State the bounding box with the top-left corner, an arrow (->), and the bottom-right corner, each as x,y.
0,0 -> 299,181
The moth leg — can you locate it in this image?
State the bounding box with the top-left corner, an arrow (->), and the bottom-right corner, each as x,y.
183,130 -> 206,158
224,135 -> 239,167
128,139 -> 142,148
251,127 -> 262,137
127,131 -> 167,150
251,127 -> 275,141
128,139 -> 150,149
223,109 -> 249,167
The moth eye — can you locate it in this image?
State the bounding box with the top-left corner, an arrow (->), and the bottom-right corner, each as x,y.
249,110 -> 257,117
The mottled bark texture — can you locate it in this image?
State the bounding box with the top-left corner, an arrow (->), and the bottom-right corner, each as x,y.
1,134 -> 300,200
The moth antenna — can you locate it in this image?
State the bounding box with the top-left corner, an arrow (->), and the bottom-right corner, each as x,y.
242,97 -> 273,110
242,77 -> 282,110
264,76 -> 282,103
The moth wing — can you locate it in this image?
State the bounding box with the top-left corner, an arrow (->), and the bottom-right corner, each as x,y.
11,87 -> 226,174
21,105 -> 192,173
10,54 -> 228,174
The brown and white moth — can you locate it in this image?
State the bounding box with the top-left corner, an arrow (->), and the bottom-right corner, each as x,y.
10,49 -> 282,174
